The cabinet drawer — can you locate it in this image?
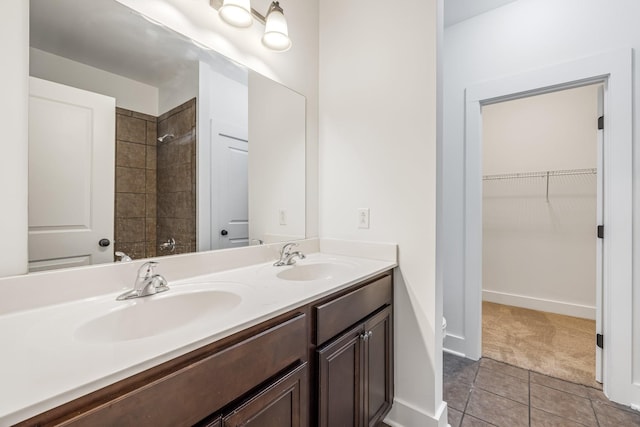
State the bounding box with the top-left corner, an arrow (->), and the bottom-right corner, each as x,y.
60,313 -> 307,427
315,274 -> 392,346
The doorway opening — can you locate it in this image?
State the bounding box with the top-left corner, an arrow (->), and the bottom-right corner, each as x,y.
479,83 -> 602,388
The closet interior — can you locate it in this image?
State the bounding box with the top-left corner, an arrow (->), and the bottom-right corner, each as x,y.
481,84 -> 601,388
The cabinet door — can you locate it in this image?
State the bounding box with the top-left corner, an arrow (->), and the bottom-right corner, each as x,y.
317,325 -> 365,427
223,363 -> 308,427
364,307 -> 393,427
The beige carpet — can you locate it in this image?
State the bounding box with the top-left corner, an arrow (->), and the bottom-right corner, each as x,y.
482,301 -> 601,389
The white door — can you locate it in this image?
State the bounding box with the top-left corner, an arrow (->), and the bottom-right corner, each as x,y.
28,77 -> 115,271
595,85 -> 604,383
211,120 -> 249,249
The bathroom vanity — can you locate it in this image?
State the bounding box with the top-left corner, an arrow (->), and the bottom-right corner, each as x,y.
0,245 -> 396,427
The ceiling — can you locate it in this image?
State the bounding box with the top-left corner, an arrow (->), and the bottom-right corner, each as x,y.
444,0 -> 520,27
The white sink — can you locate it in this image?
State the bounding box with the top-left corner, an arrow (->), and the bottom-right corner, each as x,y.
276,262 -> 354,281
75,289 -> 242,342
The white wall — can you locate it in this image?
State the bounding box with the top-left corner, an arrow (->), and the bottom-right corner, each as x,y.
30,48 -> 159,116
248,72 -> 306,243
0,0 -> 29,277
482,86 -> 598,319
443,0 -> 640,405
319,0 -> 444,425
158,62 -> 199,115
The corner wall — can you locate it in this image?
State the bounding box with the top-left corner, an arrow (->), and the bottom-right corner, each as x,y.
0,0 -> 29,277
319,0 -> 444,424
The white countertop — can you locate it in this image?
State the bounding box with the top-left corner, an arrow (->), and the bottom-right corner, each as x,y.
0,252 -> 396,425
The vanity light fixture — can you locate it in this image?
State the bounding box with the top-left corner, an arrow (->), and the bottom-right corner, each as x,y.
211,0 -> 292,52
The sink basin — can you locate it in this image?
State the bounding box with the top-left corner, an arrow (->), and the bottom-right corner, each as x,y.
75,290 -> 242,342
276,262 -> 353,281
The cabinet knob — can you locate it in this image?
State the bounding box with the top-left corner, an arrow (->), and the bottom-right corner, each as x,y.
98,238 -> 111,247
360,331 -> 372,341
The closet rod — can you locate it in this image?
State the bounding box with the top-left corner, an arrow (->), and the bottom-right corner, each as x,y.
482,168 -> 596,181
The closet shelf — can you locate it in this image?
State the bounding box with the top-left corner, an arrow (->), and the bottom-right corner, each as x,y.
483,168 -> 596,202
482,168 -> 596,181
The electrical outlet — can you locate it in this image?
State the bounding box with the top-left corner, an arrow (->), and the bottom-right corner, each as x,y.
279,209 -> 287,225
358,208 -> 370,229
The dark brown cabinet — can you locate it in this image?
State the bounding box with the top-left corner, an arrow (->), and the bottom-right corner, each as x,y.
315,274 -> 393,427
223,363 -> 307,427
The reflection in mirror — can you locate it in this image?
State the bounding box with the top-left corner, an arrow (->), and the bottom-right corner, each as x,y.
27,0 -> 305,272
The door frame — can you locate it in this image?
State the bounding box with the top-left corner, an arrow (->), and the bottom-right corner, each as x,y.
463,49 -> 633,403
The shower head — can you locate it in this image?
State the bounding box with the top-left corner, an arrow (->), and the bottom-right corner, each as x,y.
157,133 -> 175,143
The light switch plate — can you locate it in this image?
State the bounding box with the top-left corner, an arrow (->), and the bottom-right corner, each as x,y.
358,208 -> 370,229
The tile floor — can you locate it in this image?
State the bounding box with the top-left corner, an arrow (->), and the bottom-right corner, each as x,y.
444,353 -> 640,426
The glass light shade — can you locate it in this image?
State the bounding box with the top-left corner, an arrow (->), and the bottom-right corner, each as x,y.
261,3 -> 291,52
219,0 -> 253,28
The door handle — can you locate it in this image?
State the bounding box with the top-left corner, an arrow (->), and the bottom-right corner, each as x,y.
98,238 -> 111,247
220,229 -> 228,236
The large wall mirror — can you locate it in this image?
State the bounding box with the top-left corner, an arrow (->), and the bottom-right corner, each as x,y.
28,0 -> 306,272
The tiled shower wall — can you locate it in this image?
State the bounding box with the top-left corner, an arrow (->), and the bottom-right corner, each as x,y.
114,108 -> 157,260
114,98 -> 196,261
156,99 -> 197,255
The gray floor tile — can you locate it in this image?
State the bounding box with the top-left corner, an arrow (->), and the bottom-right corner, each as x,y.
444,378 -> 473,411
480,358 -> 529,381
475,365 -> 529,404
448,407 -> 463,427
530,371 -> 589,398
445,352 -> 480,384
466,388 -> 529,427
460,414 -> 498,426
592,400 -> 640,427
530,383 -> 597,427
530,408 -> 586,426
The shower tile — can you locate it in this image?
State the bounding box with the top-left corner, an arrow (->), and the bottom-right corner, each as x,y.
116,167 -> 145,193
116,140 -> 145,169
157,164 -> 191,193
115,193 -> 145,218
116,115 -> 146,144
146,169 -> 157,194
146,145 -> 156,170
145,193 -> 156,218
157,193 -> 193,220
147,120 -> 158,146
116,107 -> 132,116
132,111 -> 156,122
114,242 -> 145,260
115,218 -> 145,243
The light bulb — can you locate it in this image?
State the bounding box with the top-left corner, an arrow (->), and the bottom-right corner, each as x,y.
261,2 -> 291,52
219,0 -> 253,28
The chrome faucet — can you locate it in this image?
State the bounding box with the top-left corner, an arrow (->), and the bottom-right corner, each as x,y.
274,243 -> 306,266
115,251 -> 132,262
116,261 -> 169,300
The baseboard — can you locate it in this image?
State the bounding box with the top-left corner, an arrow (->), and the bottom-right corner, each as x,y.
483,290 -> 596,320
443,333 -> 468,357
385,398 -> 449,427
